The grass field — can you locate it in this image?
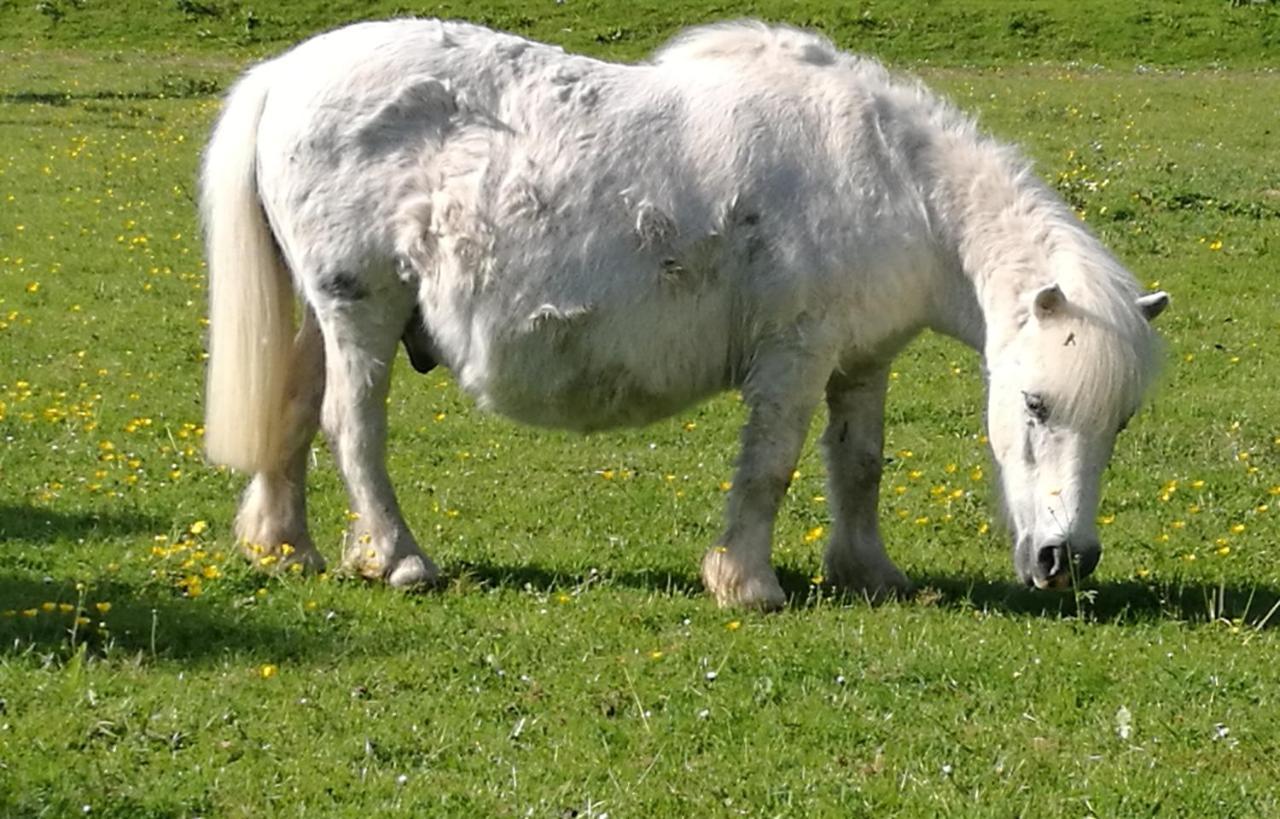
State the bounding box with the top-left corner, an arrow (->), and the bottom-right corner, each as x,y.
2,1 -> 1279,815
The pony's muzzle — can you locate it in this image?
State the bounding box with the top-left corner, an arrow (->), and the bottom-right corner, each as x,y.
1027,540 -> 1100,590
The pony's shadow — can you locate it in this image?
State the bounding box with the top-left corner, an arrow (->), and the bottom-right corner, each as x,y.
0,572 -> 331,663
0,503 -> 164,543
452,560 -> 1280,628
910,572 -> 1280,628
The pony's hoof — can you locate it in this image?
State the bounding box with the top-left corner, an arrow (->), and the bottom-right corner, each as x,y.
701,548 -> 786,611
387,554 -> 440,589
286,546 -> 328,575
239,539 -> 326,575
825,558 -> 913,602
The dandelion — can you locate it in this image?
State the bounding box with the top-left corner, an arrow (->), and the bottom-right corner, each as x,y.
259,664 -> 278,679
189,520 -> 208,535
1097,513 -> 1116,525
802,525 -> 825,544
1208,239 -> 1223,251
649,650 -> 664,660
1230,524 -> 1245,534
725,620 -> 742,631
718,480 -> 732,492
94,602 -> 111,614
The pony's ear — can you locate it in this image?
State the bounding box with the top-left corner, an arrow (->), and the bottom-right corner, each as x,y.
1032,283 -> 1065,319
1136,290 -> 1170,322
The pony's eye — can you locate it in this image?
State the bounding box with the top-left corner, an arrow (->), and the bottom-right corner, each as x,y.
1023,391 -> 1049,423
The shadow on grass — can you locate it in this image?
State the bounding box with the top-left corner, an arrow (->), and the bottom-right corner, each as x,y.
0,573 -> 332,663
0,503 -> 165,544
451,559 -> 705,598
451,560 -> 1280,628
887,572 -> 1280,629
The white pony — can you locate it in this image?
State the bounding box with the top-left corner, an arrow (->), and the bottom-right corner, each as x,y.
202,19 -> 1168,609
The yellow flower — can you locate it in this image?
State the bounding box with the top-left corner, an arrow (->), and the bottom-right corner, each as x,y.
802,525 -> 825,544
718,480 -> 733,492
1097,514 -> 1116,525
94,602 -> 111,614
188,520 -> 208,535
259,664 -> 278,679
649,650 -> 664,660
1230,524 -> 1245,534
725,620 -> 742,631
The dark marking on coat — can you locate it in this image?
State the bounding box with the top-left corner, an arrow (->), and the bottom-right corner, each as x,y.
839,421 -> 848,443
401,307 -> 439,374
1063,332 -> 1076,346
320,271 -> 368,302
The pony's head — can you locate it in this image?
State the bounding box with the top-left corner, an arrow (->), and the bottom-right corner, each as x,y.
985,280 -> 1168,589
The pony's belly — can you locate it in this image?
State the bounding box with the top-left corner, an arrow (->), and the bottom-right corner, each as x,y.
450,310 -> 730,432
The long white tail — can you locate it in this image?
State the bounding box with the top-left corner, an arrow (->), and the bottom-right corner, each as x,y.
201,66 -> 294,474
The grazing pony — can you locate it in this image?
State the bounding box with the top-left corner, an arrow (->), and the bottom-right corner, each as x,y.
202,20 -> 1167,609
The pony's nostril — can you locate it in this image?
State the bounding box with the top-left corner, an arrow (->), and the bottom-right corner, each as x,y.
1036,543 -> 1066,578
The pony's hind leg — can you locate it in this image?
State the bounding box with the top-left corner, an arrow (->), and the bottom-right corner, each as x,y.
234,307 -> 327,573
701,341 -> 829,610
819,366 -> 911,599
314,276 -> 438,589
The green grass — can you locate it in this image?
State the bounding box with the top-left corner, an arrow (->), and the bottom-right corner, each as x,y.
2,2 -> 1280,815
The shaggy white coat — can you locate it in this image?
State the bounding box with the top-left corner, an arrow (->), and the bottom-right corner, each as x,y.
202,19 -> 1167,606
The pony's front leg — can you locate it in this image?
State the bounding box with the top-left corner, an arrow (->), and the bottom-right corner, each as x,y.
820,366 -> 911,599
315,289 -> 438,589
702,347 -> 827,610
234,307 -> 327,574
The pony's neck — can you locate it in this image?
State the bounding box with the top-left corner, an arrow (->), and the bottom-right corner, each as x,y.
926,128 -> 1079,359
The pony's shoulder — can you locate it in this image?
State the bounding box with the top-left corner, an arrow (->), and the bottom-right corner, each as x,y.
651,20 -> 842,68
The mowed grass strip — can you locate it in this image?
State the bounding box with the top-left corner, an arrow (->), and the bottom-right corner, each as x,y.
1,3 -> 1279,815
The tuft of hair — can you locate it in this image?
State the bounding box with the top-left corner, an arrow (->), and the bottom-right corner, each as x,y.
652,20 -> 839,67
201,65 -> 294,474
